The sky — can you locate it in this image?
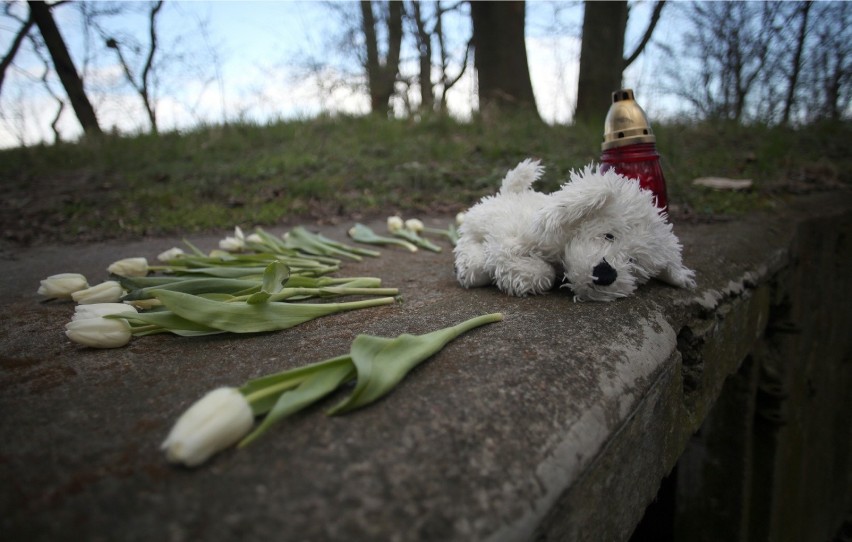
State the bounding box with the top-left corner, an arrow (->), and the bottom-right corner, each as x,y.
0,1 -> 674,148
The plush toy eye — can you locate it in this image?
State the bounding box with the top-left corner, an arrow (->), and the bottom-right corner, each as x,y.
604,233 -> 615,241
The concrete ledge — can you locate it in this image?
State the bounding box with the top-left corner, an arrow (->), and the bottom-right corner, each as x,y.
1,192 -> 850,541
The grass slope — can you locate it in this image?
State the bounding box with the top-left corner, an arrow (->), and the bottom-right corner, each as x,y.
1,114 -> 849,246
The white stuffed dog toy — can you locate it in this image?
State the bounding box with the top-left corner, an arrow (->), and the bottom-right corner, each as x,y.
454,159 -> 696,301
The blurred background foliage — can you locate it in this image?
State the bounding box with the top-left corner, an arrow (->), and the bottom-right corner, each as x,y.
0,1 -> 848,245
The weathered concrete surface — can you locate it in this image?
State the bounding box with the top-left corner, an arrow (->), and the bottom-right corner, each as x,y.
1,192 -> 850,542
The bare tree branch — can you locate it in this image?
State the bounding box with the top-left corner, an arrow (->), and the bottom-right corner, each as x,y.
140,0 -> 163,130
781,1 -> 811,125
104,0 -> 163,132
623,0 -> 665,69
0,12 -> 35,96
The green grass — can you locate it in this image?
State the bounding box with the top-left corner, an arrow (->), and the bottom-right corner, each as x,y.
1,114 -> 849,245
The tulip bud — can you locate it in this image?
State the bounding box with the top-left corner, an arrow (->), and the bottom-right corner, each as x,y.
107,257 -> 149,277
161,387 -> 254,467
157,247 -> 185,262
71,281 -> 125,304
404,218 -> 424,233
72,302 -> 138,321
455,212 -> 466,226
219,237 -> 244,252
65,315 -> 133,348
37,273 -> 89,299
219,226 -> 246,252
387,216 -> 404,233
246,233 -> 264,244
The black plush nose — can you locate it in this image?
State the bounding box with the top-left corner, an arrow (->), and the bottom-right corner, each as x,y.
592,259 -> 617,286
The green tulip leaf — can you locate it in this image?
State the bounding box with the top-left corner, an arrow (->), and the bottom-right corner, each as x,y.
151,289 -> 396,333
328,313 -> 503,415
239,356 -> 355,447
348,223 -> 418,252
246,261 -> 290,304
123,277 -> 261,300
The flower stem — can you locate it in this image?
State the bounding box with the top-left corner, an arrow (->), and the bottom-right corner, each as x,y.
445,312 -> 504,336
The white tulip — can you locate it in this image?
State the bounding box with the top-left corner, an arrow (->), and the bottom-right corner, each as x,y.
219,236 -> 244,252
72,302 -> 138,321
455,212 -> 466,226
219,226 -> 246,252
37,273 -> 88,299
65,315 -> 132,348
71,281 -> 125,304
246,233 -> 264,244
387,216 -> 404,233
404,218 -> 424,233
157,247 -> 185,262
161,387 -> 254,467
107,257 -> 149,277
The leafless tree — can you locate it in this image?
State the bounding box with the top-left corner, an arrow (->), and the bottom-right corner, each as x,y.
102,0 -> 164,133
432,2 -> 470,115
409,1 -> 433,112
657,1 -> 849,125
360,0 -> 404,117
575,0 -> 665,124
470,1 -> 537,118
31,38 -> 64,143
803,2 -> 851,122
0,2 -> 34,96
666,2 -> 780,122
1,2 -> 64,143
27,0 -> 102,135
405,1 -> 471,117
781,1 -> 812,126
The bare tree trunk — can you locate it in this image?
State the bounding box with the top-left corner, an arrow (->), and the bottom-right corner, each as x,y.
410,1 -> 434,114
470,0 -> 538,118
575,1 -> 665,125
575,1 -> 628,125
360,0 -> 404,117
27,0 -> 102,136
782,1 -> 812,125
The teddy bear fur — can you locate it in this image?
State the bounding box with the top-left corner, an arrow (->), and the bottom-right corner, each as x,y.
453,159 -> 696,301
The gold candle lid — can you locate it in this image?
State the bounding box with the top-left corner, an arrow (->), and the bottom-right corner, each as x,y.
602,89 -> 656,150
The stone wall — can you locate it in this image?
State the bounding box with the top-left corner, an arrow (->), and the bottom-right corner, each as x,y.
1,193 -> 849,542
630,204 -> 852,542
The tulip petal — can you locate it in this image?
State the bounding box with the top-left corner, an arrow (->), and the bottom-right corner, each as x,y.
161,387 -> 253,467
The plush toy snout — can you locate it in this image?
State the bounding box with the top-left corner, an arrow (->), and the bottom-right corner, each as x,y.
592,259 -> 617,286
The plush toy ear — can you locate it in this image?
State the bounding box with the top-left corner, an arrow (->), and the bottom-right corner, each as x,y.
531,173 -> 613,243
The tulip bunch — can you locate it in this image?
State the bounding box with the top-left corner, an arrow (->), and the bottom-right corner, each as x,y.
38,225 -> 401,348
161,312 -> 503,467
346,215 -> 462,253
386,216 -> 443,252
